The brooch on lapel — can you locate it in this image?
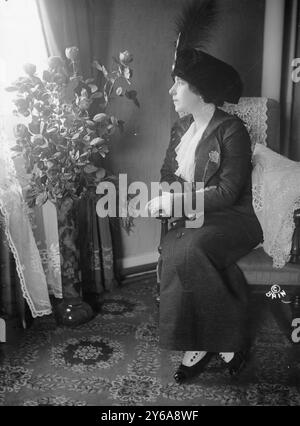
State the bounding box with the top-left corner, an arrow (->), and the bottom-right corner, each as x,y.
203,151 -> 220,182
208,151 -> 220,164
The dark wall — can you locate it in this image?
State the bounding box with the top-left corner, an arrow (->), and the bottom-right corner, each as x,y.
97,0 -> 265,268
213,0 -> 265,96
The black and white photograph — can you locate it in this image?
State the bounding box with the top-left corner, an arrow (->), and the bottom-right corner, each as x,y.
0,0 -> 300,409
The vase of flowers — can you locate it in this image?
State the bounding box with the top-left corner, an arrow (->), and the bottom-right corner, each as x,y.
6,47 -> 138,325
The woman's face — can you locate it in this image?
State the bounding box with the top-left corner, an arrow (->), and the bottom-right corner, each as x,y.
169,76 -> 202,114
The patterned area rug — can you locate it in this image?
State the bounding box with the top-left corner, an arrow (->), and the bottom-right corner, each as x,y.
1,277 -> 300,406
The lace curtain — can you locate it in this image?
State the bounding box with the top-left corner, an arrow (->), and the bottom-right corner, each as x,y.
12,156 -> 63,299
0,125 -> 52,317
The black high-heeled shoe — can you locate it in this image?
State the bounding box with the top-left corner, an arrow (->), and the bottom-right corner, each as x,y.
219,351 -> 247,378
174,352 -> 213,384
227,351 -> 247,377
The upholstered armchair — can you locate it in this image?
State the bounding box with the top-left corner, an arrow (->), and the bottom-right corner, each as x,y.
157,97 -> 300,338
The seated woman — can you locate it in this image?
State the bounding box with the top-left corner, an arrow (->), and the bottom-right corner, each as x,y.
146,48 -> 263,383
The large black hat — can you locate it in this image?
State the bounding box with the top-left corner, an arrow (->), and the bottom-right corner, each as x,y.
172,48 -> 243,106
172,0 -> 243,106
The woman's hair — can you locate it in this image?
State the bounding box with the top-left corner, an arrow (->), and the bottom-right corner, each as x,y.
187,81 -> 224,107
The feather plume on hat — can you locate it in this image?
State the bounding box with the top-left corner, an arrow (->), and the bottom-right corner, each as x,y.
172,0 -> 243,105
175,0 -> 218,53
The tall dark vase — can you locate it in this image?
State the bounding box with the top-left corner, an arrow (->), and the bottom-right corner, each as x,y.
55,196 -> 93,326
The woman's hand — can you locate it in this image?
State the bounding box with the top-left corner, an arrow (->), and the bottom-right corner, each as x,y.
145,192 -> 173,217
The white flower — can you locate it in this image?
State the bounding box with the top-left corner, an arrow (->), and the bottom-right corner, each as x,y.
65,46 -> 79,61
119,50 -> 133,65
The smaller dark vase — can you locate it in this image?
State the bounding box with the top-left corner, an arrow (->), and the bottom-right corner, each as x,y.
55,196 -> 93,326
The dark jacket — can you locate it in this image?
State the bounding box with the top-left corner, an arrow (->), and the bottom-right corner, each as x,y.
160,108 -> 256,217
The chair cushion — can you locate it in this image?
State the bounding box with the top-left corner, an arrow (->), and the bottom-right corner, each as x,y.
237,247 -> 300,286
251,144 -> 300,269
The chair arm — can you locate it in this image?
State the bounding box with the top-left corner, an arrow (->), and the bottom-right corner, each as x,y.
290,209 -> 300,264
157,213 -> 170,254
154,213 -> 170,304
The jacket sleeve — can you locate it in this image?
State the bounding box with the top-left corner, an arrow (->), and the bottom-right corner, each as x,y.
200,120 -> 252,212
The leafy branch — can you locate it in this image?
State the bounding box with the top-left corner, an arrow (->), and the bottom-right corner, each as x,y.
6,47 -> 139,214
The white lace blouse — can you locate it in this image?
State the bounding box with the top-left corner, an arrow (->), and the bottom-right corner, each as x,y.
174,121 -> 208,182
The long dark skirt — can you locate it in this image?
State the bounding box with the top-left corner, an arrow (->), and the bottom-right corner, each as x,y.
159,211 -> 263,352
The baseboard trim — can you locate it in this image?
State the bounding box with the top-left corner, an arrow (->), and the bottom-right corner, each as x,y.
120,269 -> 157,286
120,263 -> 157,280
117,251 -> 159,271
